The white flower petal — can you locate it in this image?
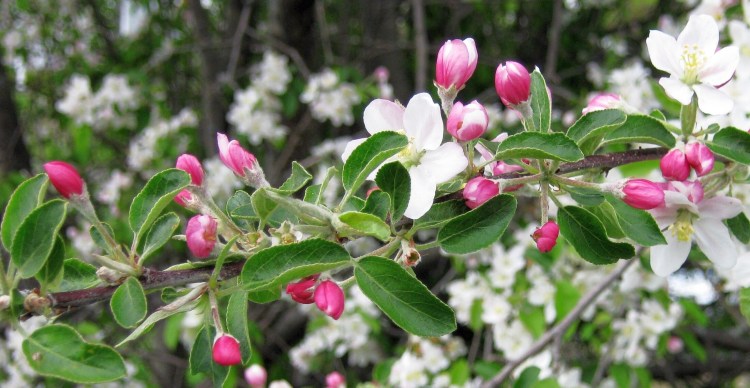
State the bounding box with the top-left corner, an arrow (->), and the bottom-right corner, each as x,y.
659,77 -> 694,105
677,15 -> 719,56
417,143 -> 469,184
700,46 -> 740,86
363,99 -> 404,134
694,84 -> 734,115
694,218 -> 738,269
341,138 -> 367,162
646,30 -> 683,76
698,196 -> 744,220
404,167 -> 437,219
403,93 -> 443,151
650,232 -> 691,277
650,208 -> 678,230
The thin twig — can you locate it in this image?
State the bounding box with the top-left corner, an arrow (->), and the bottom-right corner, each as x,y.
315,0 -> 334,64
246,28 -> 311,79
481,258 -> 636,387
225,0 -> 254,84
411,0 -> 428,91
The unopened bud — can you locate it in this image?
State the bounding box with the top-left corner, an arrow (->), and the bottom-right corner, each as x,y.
43,161 -> 85,199
660,148 -> 690,181
244,364 -> 268,388
532,221 -> 559,253
212,334 -> 242,366
621,179 -> 665,210
685,141 -> 715,176
314,280 -> 345,320
463,176 -> 499,209
326,371 -> 346,388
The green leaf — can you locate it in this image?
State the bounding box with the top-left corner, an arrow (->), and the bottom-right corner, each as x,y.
557,206 -> 635,265
740,287 -> 750,325
529,69 -> 551,132
587,202 -> 625,239
610,364 -> 631,388
11,199 -> 67,278
375,162 -> 411,221
707,126 -> 750,164
361,190 -> 390,220
681,330 -> 706,362
36,235 -> 65,286
90,223 -> 115,253
514,366 -> 540,388
438,195 -> 516,254
342,131 -> 408,192
606,196 -> 666,246
449,359 -> 470,385
190,325 -> 229,385
23,324 -> 126,383
566,109 -> 627,154
337,211 -> 391,241
727,212 -> 750,244
227,291 -> 252,363
55,259 -> 99,292
110,277 -> 148,328
554,281 -> 581,322
278,162 -> 312,193
227,190 -> 256,219
247,287 -> 282,304
251,188 -> 279,225
1,173 -> 47,250
414,200 -> 468,230
601,115 -> 676,148
567,186 -> 605,206
139,212 -> 180,265
355,256 -> 456,336
303,184 -> 323,204
495,132 -> 584,162
519,304 -> 545,338
241,239 -> 351,292
129,169 -> 190,243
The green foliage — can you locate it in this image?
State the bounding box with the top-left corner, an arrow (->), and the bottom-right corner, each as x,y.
557,205 -> 635,264
355,256 -> 456,336
438,194 -> 516,254
139,212 -> 181,266
600,115 -> 676,148
495,132 -> 584,162
342,131 -> 408,193
375,161 -> 411,222
1,173 -> 47,250
707,126 -> 750,164
566,109 -> 627,154
277,162 -> 313,193
110,277 -> 148,328
226,291 -> 252,364
337,211 -> 391,241
11,199 -> 67,278
129,169 -> 190,245
529,69 -> 551,132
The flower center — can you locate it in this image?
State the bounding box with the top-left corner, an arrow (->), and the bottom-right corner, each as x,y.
398,138 -> 425,168
669,209 -> 696,242
680,44 -> 706,85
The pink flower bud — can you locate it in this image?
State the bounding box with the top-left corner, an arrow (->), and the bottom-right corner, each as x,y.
374,66 -> 389,83
186,214 -> 217,258
176,154 -> 204,186
582,92 -> 621,114
212,334 -> 242,366
532,221 -> 559,253
667,336 -> 684,354
660,148 -> 690,181
174,189 -> 193,207
43,161 -> 85,199
244,364 -> 268,388
326,371 -> 346,388
495,61 -> 531,107
621,179 -> 665,210
314,280 -> 345,320
685,142 -> 715,176
285,275 -> 319,304
217,133 -> 259,178
446,100 -> 489,141
463,176 -> 499,209
435,38 -> 478,90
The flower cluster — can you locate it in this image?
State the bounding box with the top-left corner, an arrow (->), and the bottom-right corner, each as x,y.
56,74 -> 139,130
301,69 -> 361,126
127,108 -> 197,172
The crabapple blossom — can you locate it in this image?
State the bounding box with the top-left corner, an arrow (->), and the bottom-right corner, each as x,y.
342,93 -> 468,219
212,334 -> 242,366
462,176 -> 499,209
646,14 -> 739,115
217,133 -> 269,188
314,280 -> 345,320
582,92 -> 622,114
185,214 -> 218,258
175,154 -> 204,186
325,371 -> 345,388
435,38 -> 477,90
446,100 -> 489,141
495,61 -> 531,107
620,179 -> 665,210
173,190 -> 193,208
286,275 -> 319,304
649,181 -> 743,276
244,364 -> 267,388
660,148 -> 690,181
532,221 -> 559,253
43,161 -> 85,199
685,141 -> 715,176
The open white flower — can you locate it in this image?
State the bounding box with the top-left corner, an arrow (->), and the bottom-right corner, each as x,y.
649,181 -> 743,276
646,14 -> 739,115
343,93 -> 468,219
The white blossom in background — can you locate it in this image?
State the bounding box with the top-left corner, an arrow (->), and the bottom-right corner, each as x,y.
301,69 -> 361,126
388,336 -> 466,388
56,74 -> 95,124
0,316 -> 47,386
96,170 -> 133,213
607,61 -> 658,113
226,86 -> 287,145
202,157 -> 243,201
56,74 -> 140,130
66,223 -> 98,257
493,319 -> 534,359
127,108 -> 197,172
254,51 -> 292,94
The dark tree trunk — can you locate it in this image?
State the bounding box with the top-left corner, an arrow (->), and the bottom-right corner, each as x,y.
0,59 -> 31,176
361,0 -> 411,101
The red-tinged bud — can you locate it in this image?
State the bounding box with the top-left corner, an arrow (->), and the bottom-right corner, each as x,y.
174,189 -> 193,207
621,179 -> 665,210
660,148 -> 690,181
212,334 -> 242,366
435,38 -> 478,90
446,100 -> 489,141
667,336 -> 684,354
582,92 -> 622,114
186,214 -> 217,258
532,221 -> 559,253
495,61 -> 531,107
176,154 -> 204,185
463,176 -> 499,209
374,66 -> 389,83
685,141 -> 715,176
314,280 -> 345,320
285,275 -> 319,304
366,186 -> 380,197
217,133 -> 259,178
244,364 -> 268,388
43,161 -> 85,199
326,371 -> 346,388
